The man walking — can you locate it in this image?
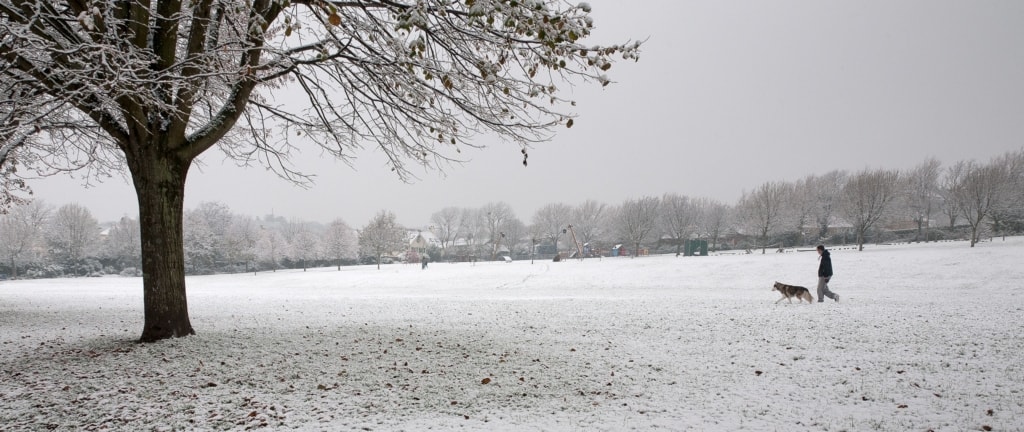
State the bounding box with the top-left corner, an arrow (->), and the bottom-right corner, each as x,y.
816,245 -> 840,302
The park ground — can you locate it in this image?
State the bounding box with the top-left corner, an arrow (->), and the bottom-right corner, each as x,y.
2,238 -> 1022,431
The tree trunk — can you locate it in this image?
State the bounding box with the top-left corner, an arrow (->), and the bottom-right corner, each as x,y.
131,153 -> 195,343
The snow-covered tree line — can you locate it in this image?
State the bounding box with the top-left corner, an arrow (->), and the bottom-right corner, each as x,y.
428,151 -> 1023,259
0,201 -> 132,278
734,150 -> 1024,252
0,200 -> 359,278
2,150 -> 1021,279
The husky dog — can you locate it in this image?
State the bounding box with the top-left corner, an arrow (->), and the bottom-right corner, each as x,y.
772,281 -> 815,304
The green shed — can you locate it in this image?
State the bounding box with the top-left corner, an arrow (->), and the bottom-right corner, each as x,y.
684,240 -> 708,256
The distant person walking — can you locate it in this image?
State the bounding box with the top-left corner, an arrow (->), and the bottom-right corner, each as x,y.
421,255 -> 429,270
816,245 -> 840,302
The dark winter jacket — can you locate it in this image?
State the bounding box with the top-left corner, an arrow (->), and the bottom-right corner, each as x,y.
818,250 -> 833,278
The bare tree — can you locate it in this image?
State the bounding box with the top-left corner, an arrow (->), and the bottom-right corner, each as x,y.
481,202 -> 515,260
616,196 -> 660,258
902,158 -> 942,241
987,150 -> 1024,240
808,170 -> 847,241
46,203 -> 100,268
324,218 -> 357,270
953,158 -> 1012,247
256,225 -> 286,272
660,193 -> 696,256
939,161 -> 968,230
788,178 -> 817,246
737,182 -> 791,254
183,215 -> 215,273
359,210 -> 405,270
840,168 -> 901,251
224,215 -> 259,272
429,207 -> 461,259
532,203 -> 573,257
528,222 -> 545,264
0,200 -> 50,277
500,217 -> 527,261
183,202 -> 233,273
572,199 -> 607,250
694,197 -> 728,252
283,220 -> 321,271
1,1 -> 639,341
101,216 -> 142,270
458,208 -> 483,259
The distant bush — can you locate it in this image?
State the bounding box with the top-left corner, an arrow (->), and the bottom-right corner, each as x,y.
66,258 -> 103,277
187,267 -> 215,276
220,264 -> 249,274
120,267 -> 143,277
27,264 -> 66,279
337,258 -> 360,267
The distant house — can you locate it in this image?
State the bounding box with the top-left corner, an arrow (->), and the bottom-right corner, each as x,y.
409,232 -> 428,252
406,229 -> 443,251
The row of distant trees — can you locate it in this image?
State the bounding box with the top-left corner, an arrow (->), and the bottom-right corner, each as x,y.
426,150 -> 1024,259
0,201 -> 358,278
2,150 -> 1022,278
738,150 -> 1024,251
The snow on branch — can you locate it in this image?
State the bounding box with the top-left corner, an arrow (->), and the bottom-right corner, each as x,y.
1,0 -> 640,185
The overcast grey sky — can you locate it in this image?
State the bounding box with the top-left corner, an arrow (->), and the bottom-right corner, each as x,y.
28,0 -> 1024,227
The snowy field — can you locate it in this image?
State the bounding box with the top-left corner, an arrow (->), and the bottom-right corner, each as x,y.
2,239 -> 1023,431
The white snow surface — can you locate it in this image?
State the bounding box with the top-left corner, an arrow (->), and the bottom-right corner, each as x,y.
2,239 -> 1023,431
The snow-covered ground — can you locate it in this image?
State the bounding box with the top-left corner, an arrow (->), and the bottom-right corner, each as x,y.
2,238 -> 1023,431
